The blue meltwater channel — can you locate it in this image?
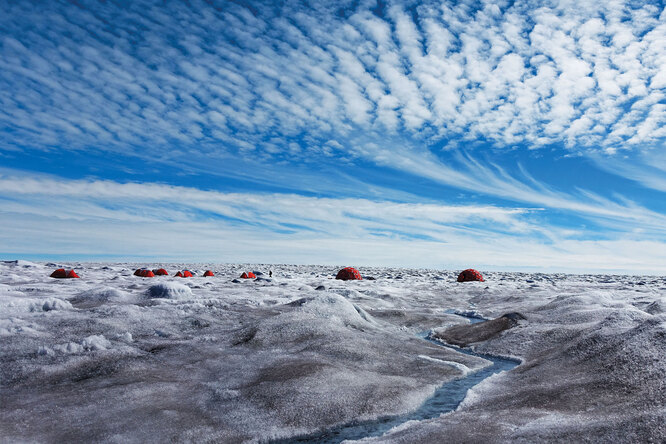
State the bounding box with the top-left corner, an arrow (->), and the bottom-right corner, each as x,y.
273,314 -> 520,444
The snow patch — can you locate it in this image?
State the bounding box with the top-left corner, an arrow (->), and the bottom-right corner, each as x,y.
39,334 -> 112,355
0,318 -> 41,336
116,332 -> 133,342
455,371 -> 507,411
418,355 -> 470,375
31,298 -> 73,312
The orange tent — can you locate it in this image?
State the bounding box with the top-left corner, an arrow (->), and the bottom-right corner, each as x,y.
240,272 -> 256,279
457,269 -> 484,282
134,268 -> 154,277
336,267 -> 362,280
153,268 -> 169,276
176,270 -> 193,277
203,270 -> 214,277
50,268 -> 80,279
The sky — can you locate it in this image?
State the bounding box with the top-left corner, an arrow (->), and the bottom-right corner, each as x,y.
1,0 -> 665,274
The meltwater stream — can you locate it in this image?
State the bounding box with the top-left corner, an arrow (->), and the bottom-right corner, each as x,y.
274,314 -> 520,444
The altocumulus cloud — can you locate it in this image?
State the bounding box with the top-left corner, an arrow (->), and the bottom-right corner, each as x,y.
1,0 -> 664,156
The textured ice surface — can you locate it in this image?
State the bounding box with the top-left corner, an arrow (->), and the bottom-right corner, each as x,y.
1,263 -> 665,442
146,281 -> 193,299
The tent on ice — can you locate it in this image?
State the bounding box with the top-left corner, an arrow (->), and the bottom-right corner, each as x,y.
153,268 -> 169,276
457,269 -> 484,282
175,270 -> 193,277
50,268 -> 80,279
336,267 -> 362,280
134,268 -> 154,277
240,272 -> 256,279
203,270 -> 214,277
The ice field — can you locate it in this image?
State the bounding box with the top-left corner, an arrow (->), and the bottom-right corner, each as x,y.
1,260 -> 665,442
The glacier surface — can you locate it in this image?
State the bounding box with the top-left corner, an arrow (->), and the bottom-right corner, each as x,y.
1,261 -> 665,442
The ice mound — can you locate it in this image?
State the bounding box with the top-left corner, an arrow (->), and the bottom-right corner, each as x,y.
644,300 -> 666,315
39,335 -> 112,355
146,282 -> 193,300
33,298 -> 73,312
287,293 -> 377,328
71,287 -> 130,306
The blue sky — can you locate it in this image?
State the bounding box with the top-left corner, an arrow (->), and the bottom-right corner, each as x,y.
1,0 -> 665,273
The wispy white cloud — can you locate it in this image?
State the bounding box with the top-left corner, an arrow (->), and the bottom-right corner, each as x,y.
0,172 -> 536,238
591,149 -> 666,193
352,139 -> 666,233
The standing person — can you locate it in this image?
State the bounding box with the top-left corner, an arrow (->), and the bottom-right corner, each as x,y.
269,270 -> 273,278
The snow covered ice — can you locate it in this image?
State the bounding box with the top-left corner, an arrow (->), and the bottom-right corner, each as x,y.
1,261 -> 665,442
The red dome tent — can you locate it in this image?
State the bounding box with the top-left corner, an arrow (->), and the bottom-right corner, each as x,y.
50,268 -> 80,279
240,272 -> 256,279
153,268 -> 169,276
336,267 -> 362,280
175,270 -> 193,278
457,269 -> 484,282
134,268 -> 154,277
203,270 -> 214,277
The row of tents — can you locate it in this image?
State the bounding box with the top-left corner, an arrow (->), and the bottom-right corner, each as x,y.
50,268 -> 257,279
50,267 -> 485,282
132,268 -> 216,278
335,267 -> 484,281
